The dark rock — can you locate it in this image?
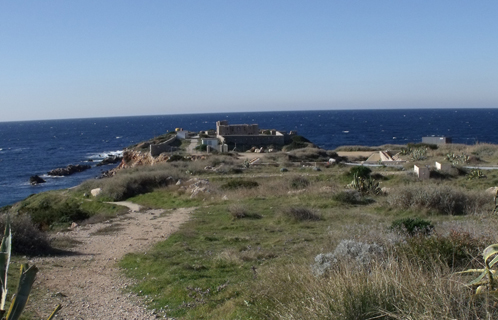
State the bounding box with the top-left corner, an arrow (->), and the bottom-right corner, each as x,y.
47,164 -> 91,176
97,169 -> 116,179
96,155 -> 123,167
29,175 -> 46,185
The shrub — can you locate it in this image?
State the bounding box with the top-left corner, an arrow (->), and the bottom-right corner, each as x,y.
390,218 -> 434,236
332,190 -> 372,205
0,215 -> 51,255
168,154 -> 187,162
347,166 -> 371,179
407,142 -> 438,150
313,240 -> 384,276
396,230 -> 489,269
228,205 -> 262,220
387,184 -> 489,215
282,207 -> 321,222
96,169 -> 181,201
17,197 -> 90,230
220,179 -> 259,190
290,176 -> 310,189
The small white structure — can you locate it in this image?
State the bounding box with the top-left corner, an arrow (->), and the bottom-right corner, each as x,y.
201,138 -> 219,148
435,162 -> 452,173
414,165 -> 430,180
176,131 -> 189,139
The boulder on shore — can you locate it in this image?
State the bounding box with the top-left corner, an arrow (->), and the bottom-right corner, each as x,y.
47,164 -> 91,176
96,155 -> 123,167
29,175 -> 46,185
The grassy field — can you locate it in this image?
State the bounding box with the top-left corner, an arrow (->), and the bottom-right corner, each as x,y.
4,143 -> 498,319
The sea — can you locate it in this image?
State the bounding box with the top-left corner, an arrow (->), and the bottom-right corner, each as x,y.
1,108 -> 498,208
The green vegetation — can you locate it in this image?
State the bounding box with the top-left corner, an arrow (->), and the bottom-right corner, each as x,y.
390,217 -> 434,236
220,179 -> 259,190
5,141 -> 498,319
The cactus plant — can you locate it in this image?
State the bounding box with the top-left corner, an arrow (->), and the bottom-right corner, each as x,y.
458,244 -> 498,296
0,217 -> 61,320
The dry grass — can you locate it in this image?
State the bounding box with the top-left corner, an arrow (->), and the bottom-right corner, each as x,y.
253,253 -> 494,320
387,183 -> 491,215
281,207 -> 321,221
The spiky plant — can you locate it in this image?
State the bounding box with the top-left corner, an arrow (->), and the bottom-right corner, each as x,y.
0,217 -> 61,320
458,244 -> 498,296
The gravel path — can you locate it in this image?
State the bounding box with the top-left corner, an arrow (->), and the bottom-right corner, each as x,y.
27,204 -> 193,320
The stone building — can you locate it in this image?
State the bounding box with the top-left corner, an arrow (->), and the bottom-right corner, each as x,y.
216,120 -> 259,136
215,120 -> 293,150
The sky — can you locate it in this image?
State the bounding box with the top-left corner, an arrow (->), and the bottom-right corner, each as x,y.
1,1 -> 498,121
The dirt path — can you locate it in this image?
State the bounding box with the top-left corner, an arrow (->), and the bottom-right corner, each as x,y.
28,204 -> 194,320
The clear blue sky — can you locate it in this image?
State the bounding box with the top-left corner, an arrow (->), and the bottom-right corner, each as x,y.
1,1 -> 497,121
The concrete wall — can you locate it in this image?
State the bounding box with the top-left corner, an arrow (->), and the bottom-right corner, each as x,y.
422,136 -> 452,144
414,165 -> 430,179
202,138 -> 219,147
435,161 -> 452,173
150,136 -> 177,157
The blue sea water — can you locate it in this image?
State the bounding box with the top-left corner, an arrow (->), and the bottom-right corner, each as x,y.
1,108 -> 498,207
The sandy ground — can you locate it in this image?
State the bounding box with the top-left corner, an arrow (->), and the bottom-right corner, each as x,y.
27,203 -> 194,320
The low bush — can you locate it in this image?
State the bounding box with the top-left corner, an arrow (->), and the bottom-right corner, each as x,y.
387,184 -> 489,215
220,179 -> 259,190
390,217 -> 434,236
256,253 -> 495,320
407,142 -> 438,150
99,171 -> 180,201
168,154 -> 187,162
290,176 -> 310,189
332,190 -> 372,205
396,230 -> 489,269
228,205 -> 263,220
282,207 -> 321,221
347,166 -> 371,179
16,196 -> 90,230
0,214 -> 52,255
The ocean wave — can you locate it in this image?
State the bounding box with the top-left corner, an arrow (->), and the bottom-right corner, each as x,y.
40,174 -> 64,179
86,150 -> 123,159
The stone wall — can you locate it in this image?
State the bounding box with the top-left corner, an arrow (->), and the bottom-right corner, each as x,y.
150,136 -> 178,157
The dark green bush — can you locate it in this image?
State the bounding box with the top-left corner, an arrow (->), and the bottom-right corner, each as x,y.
220,179 -> 259,190
290,177 -> 310,189
347,166 -> 372,179
390,218 -> 434,236
195,144 -> 208,151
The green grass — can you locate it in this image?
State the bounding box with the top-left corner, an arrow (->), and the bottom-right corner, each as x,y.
119,197 -> 341,319
127,188 -> 203,209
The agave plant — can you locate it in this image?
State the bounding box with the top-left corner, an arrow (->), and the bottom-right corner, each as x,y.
0,217 -> 60,320
458,244 -> 498,296
346,173 -> 381,195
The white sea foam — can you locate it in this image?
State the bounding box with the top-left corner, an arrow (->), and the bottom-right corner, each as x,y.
86,150 -> 123,159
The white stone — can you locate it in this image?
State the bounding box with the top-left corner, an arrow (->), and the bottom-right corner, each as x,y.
91,188 -> 102,197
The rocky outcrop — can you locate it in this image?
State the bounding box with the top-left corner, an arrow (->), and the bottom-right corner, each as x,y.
29,175 -> 46,185
96,155 -> 123,167
47,164 -> 91,176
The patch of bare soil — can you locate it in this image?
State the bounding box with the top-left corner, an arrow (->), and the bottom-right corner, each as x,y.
27,203 -> 193,320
